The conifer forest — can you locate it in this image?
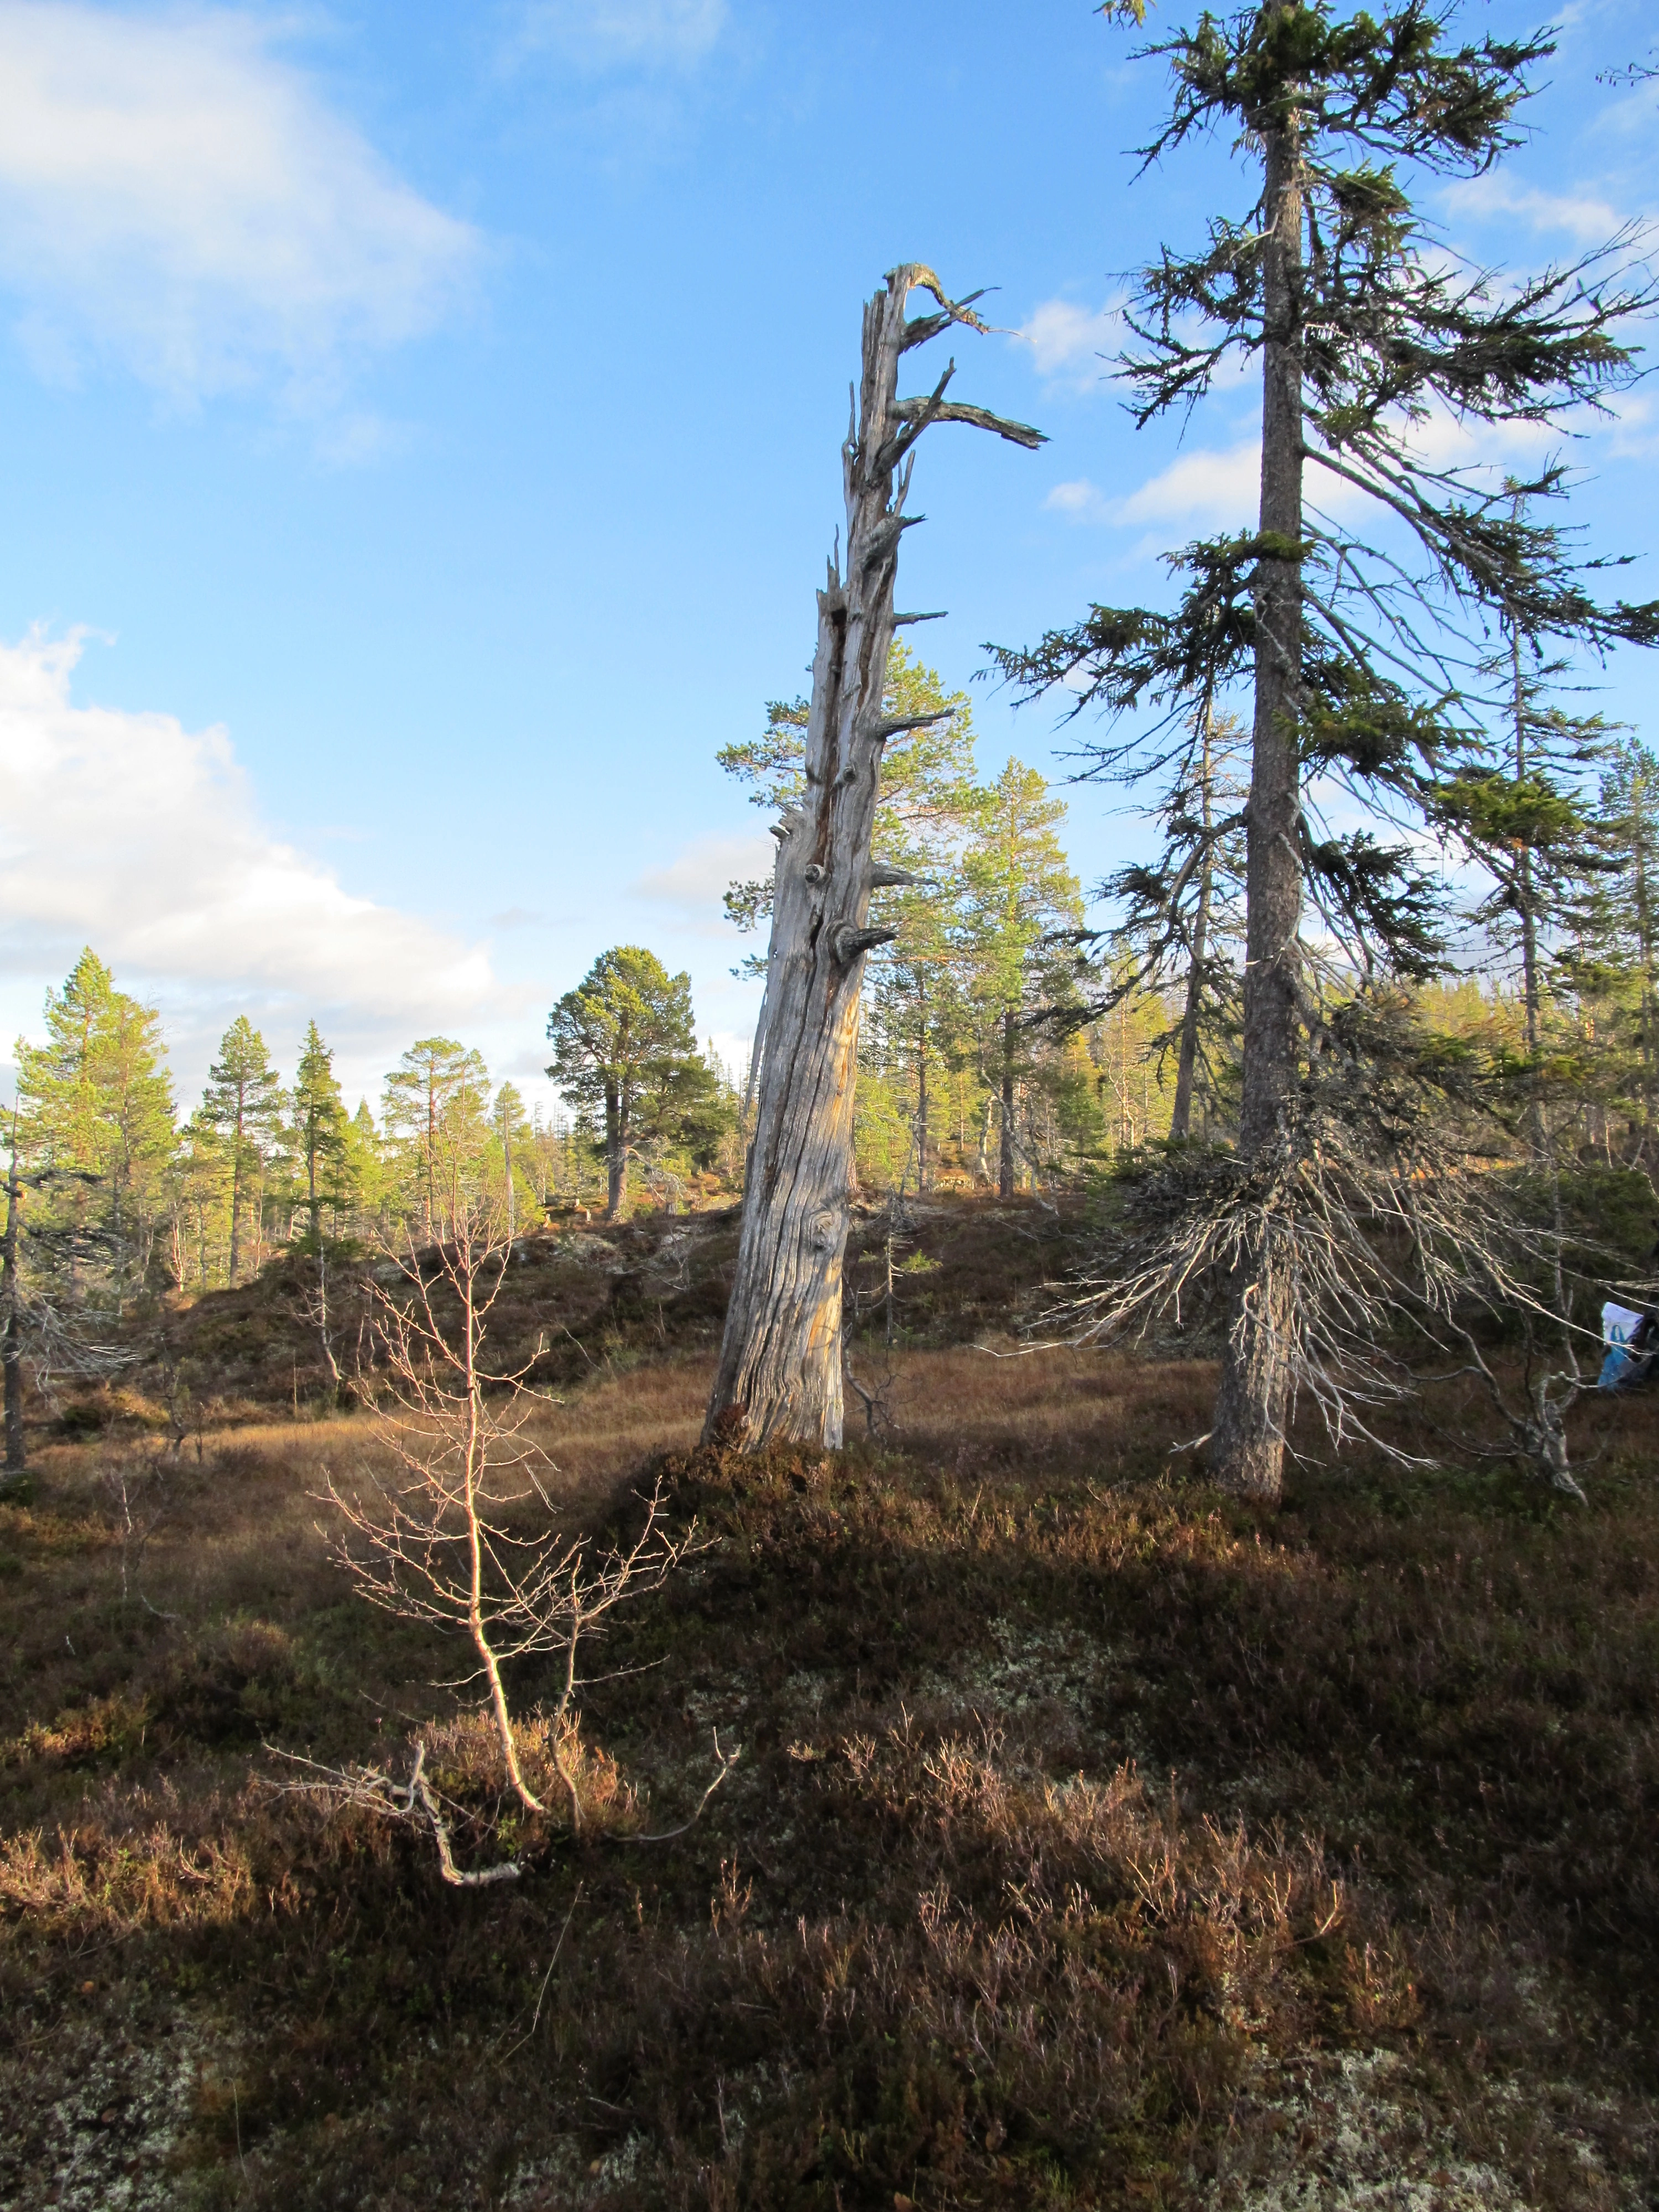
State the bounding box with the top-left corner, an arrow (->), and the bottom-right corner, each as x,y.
4,4 -> 1659,2208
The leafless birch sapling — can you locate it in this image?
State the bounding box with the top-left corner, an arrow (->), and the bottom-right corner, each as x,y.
312,1200 -> 727,1879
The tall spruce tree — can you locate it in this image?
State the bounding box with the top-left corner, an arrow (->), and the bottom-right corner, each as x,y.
1433,489 -> 1637,1159
1005,0 -> 1658,1500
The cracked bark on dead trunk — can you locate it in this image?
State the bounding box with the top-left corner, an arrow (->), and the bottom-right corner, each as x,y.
705,265 -> 1041,1449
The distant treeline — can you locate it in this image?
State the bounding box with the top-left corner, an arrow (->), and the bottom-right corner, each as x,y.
5,948 -> 746,1310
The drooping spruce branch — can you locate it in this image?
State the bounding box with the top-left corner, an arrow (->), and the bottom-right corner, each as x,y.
996,0 -> 1659,1501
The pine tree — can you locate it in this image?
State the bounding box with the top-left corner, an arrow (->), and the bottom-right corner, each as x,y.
958,763 -> 1086,1198
201,1018 -> 284,1285
14,948 -> 176,1314
290,1021 -> 351,1246
1590,740 -> 1659,1150
167,1113 -> 231,1291
343,1101 -> 388,1233
2,1122 -> 27,1475
382,1041 -> 490,1240
546,951 -> 705,1219
494,1083 -> 532,1238
722,645 -> 984,924
724,645 -> 990,1188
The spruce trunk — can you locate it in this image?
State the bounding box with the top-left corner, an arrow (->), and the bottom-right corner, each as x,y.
1209,115 -> 1305,1505
706,266 -> 1041,1448
1169,707 -> 1216,1144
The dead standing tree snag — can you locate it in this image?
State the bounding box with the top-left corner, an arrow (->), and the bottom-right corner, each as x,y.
705,265 -> 1043,1452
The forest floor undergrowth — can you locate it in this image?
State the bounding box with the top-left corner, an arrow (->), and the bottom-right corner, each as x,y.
1,1216 -> 1657,2209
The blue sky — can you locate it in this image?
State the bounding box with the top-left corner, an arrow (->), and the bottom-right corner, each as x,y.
0,0 -> 1655,1117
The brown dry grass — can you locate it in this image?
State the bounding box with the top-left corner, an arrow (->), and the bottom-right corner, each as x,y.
1,1267 -> 1656,2209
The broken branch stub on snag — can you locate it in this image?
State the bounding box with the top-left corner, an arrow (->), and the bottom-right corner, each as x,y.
705,264 -> 1044,1452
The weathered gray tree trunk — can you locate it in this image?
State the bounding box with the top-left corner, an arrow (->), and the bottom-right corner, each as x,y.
705,265 -> 1041,1449
1209,108 -> 1305,1504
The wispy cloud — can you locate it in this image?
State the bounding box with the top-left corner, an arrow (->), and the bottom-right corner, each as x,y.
1043,478 -> 1111,521
1119,441 -> 1262,526
1605,391 -> 1659,458
1016,296 -> 1123,390
0,627 -> 522,1099
510,0 -> 727,69
1046,441 -> 1263,533
632,831 -> 774,934
1056,402 -> 1566,544
0,2 -> 479,409
1443,173 -> 1627,245
1389,404 -> 1556,477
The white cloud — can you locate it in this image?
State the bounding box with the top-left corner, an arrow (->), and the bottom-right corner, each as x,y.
1044,477 -> 1110,520
1606,391 -> 1659,458
0,2 -> 479,405
1017,296 -> 1123,388
1387,404 -> 1555,477
1045,444 -> 1263,532
1443,173 -> 1626,246
0,627 -> 521,1098
1057,408 -> 1564,544
513,0 -> 727,67
1120,440 -> 1262,528
632,830 -> 774,933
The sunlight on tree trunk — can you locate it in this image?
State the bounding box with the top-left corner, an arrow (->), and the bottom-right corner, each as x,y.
1209,101 -> 1305,1506
706,264 -> 1042,1449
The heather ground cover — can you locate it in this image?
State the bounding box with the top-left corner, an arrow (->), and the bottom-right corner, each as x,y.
1,1204 -> 1654,2209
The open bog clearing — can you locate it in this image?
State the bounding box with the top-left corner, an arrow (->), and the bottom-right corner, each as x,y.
2,1257 -> 1656,2210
